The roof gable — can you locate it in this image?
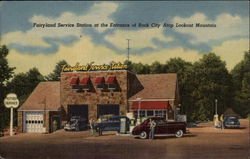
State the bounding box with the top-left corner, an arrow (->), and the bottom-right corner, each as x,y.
18,82 -> 60,111
129,73 -> 177,100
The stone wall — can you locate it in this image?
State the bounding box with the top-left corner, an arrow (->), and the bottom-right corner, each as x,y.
60,70 -> 129,121
17,111 -> 23,132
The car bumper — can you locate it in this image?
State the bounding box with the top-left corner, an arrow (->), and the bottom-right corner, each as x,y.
64,127 -> 75,131
225,125 -> 240,128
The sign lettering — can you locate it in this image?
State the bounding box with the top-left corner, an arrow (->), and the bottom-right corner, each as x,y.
62,62 -> 128,72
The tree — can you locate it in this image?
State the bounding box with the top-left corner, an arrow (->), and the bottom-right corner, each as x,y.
150,61 -> 164,74
164,58 -> 193,115
8,68 -> 44,97
7,67 -> 45,126
190,53 -> 232,121
46,60 -> 68,81
231,51 -> 250,118
0,45 -> 15,130
131,62 -> 150,74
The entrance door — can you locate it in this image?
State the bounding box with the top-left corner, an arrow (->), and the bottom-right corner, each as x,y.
24,111 -> 45,133
68,105 -> 88,121
97,104 -> 120,118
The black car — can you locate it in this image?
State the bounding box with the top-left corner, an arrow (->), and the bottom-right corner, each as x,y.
93,115 -> 130,133
64,116 -> 87,131
223,115 -> 240,128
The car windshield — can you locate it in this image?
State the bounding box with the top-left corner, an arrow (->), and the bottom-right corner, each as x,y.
69,120 -> 77,125
155,119 -> 167,125
227,117 -> 238,122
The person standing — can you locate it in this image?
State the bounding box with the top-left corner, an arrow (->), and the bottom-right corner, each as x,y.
89,118 -> 95,136
149,119 -> 156,140
52,120 -> 58,132
220,114 -> 224,130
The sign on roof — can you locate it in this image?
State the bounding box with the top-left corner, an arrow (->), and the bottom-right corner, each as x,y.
61,62 -> 128,72
4,93 -> 19,108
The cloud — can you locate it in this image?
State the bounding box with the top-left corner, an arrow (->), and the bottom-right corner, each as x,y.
105,28 -> 174,50
213,38 -> 249,70
7,36 -> 126,75
2,2 -> 119,54
7,36 -> 201,75
171,13 -> 249,44
29,2 -> 118,33
7,34 -> 248,76
132,47 -> 201,64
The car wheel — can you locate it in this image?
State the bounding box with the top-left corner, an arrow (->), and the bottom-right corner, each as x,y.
175,130 -> 183,138
139,131 -> 148,139
75,127 -> 79,131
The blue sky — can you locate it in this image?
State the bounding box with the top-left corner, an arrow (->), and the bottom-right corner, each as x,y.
0,1 -> 249,75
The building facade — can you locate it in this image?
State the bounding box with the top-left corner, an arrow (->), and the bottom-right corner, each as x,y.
18,70 -> 180,133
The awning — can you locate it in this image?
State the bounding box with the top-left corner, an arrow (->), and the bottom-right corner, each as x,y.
70,77 -> 79,85
131,101 -> 170,110
106,76 -> 117,84
95,77 -> 105,84
80,77 -> 90,85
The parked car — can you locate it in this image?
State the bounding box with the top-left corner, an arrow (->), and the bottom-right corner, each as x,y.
64,116 -> 87,131
93,115 -> 130,133
132,117 -> 187,139
187,122 -> 198,128
223,115 -> 240,128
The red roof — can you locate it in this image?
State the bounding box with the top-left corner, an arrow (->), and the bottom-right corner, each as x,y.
95,77 -> 105,84
80,77 -> 90,85
131,101 -> 170,110
70,77 -> 79,85
106,76 -> 117,84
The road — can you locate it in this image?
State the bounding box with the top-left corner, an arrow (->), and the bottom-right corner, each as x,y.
0,119 -> 249,159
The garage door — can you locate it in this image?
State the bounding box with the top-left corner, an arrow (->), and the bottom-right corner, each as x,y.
68,105 -> 88,120
24,111 -> 45,133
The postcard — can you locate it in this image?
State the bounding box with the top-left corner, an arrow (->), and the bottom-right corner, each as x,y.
0,1 -> 249,159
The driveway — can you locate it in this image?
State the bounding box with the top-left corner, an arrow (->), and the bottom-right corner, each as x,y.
0,119 -> 249,159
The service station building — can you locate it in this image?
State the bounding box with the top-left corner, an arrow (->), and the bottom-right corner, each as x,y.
18,68 -> 180,133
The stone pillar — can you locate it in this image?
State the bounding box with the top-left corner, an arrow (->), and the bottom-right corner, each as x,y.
17,111 -> 23,132
43,111 -> 50,133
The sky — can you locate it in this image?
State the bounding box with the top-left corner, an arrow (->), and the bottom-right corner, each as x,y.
0,1 -> 249,75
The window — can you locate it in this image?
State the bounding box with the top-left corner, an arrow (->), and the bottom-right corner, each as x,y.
133,111 -> 138,118
155,110 -> 165,117
97,84 -> 105,90
147,111 -> 154,117
81,84 -> 90,90
163,110 -> 167,118
155,119 -> 166,125
139,110 -> 146,118
133,110 -> 146,118
134,110 -> 167,118
108,84 -> 117,90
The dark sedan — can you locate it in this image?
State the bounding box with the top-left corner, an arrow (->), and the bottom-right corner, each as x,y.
224,115 -> 240,128
64,116 -> 87,131
93,115 -> 130,133
132,117 -> 187,139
